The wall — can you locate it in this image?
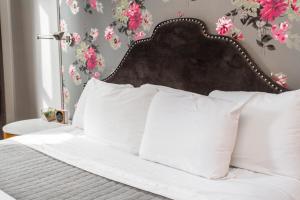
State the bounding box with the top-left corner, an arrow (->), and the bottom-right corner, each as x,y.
0,0 -> 16,123
1,0 -> 62,122
60,0 -> 300,116
0,23 -> 6,136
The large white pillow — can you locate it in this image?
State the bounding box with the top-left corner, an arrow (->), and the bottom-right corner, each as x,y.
72,78 -> 132,129
209,90 -> 300,180
139,91 -> 242,179
84,83 -> 157,154
141,84 -> 197,95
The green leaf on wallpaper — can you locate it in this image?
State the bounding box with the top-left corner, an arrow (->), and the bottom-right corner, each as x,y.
129,40 -> 134,46
226,9 -> 238,17
262,35 -> 273,43
266,44 -> 276,51
240,16 -> 250,25
265,23 -> 272,28
118,26 -> 127,33
91,45 -> 100,53
246,17 -> 258,26
287,9 -> 300,22
88,35 -> 93,41
252,22 -> 258,29
232,9 -> 238,16
135,0 -> 145,4
256,40 -> 264,47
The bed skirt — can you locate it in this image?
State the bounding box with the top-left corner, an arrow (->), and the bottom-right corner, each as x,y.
0,141 -> 170,200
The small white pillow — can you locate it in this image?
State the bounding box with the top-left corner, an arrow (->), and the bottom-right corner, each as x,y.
84,84 -> 157,154
210,90 -> 300,180
139,91 -> 242,179
72,78 -> 132,129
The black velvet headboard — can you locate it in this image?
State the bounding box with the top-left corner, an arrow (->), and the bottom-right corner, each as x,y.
104,18 -> 288,94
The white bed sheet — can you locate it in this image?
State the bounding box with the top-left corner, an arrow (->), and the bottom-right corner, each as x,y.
6,126 -> 300,200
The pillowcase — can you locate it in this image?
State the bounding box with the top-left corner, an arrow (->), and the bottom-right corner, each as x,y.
139,91 -> 242,179
84,83 -> 157,154
141,84 -> 198,95
209,90 -> 300,180
72,78 -> 132,129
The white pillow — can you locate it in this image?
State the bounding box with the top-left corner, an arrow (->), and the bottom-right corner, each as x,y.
141,84 -> 198,95
72,78 -> 132,129
84,84 -> 157,154
209,90 -> 300,180
139,91 -> 242,179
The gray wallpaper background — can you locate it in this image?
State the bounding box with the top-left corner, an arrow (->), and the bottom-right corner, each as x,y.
59,0 -> 300,116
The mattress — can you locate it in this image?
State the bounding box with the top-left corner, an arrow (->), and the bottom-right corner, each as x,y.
1,126 -> 300,200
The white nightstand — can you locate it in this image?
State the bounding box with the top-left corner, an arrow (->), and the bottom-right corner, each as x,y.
2,118 -> 67,139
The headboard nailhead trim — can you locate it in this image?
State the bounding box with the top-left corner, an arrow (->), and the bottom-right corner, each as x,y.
104,18 -> 287,93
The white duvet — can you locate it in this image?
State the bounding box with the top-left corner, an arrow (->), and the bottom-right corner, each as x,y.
2,126 -> 300,200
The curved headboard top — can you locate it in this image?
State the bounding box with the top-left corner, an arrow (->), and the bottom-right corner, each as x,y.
104,18 -> 288,94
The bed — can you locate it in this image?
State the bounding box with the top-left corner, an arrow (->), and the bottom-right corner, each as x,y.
0,18 -> 298,200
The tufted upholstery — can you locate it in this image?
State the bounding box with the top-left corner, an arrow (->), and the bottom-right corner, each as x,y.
105,18 -> 288,95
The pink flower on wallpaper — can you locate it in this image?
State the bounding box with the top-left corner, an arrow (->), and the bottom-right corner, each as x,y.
109,35 -> 121,50
292,0 -> 300,12
63,87 -> 70,103
142,10 -> 153,31
89,0 -> 97,9
60,20 -> 68,32
72,33 -> 81,45
70,1 -> 80,15
104,26 -> 114,40
271,72 -> 288,88
216,17 -> 233,35
271,21 -> 289,43
69,64 -> 82,85
85,47 -> 98,70
279,21 -> 289,32
84,47 -> 96,60
126,2 -> 143,31
66,0 -> 73,6
134,31 -> 146,41
234,32 -> 245,41
90,28 -> 99,41
69,65 -> 76,77
259,0 -> 288,22
61,40 -> 67,52
126,2 -> 140,17
177,11 -> 185,18
97,55 -> 105,68
87,58 -> 97,70
92,71 -> 101,79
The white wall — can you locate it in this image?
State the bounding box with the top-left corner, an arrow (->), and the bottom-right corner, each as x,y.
1,0 -> 61,122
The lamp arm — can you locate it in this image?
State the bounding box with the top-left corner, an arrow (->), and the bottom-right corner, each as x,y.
37,32 -> 66,41
37,35 -> 56,40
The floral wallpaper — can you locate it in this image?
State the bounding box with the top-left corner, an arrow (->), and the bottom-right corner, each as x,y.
59,0 -> 300,116
216,0 -> 300,51
105,0 -> 153,47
